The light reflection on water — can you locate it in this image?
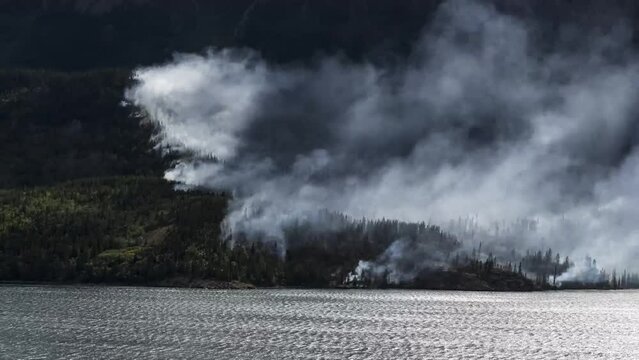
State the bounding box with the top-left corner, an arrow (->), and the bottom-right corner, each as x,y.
1,285 -> 638,359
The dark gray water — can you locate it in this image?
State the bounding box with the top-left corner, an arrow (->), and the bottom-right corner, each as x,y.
1,285 -> 638,359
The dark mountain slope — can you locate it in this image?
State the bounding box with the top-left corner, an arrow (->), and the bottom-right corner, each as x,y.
0,70 -> 169,187
2,0 -> 638,70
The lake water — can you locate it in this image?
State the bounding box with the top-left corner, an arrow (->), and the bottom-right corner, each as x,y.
1,285 -> 638,359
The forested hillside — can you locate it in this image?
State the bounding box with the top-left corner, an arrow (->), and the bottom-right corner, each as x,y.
0,176 -> 550,290
2,0 -> 639,290
0,176 -> 483,289
0,177 -> 284,285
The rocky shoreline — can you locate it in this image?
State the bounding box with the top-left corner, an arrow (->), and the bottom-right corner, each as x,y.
151,277 -> 256,290
2,274 -> 626,291
0,278 -> 256,290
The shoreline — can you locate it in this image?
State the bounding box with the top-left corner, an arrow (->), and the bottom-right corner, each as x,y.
0,278 -> 255,290
0,280 -> 630,292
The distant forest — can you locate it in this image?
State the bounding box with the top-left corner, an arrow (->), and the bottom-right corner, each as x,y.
2,175 -> 637,289
2,1 -> 639,290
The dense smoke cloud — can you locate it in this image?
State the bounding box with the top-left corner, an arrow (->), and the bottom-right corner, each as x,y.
126,0 -> 639,270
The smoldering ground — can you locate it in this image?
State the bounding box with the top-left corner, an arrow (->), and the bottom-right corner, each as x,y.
126,0 -> 639,273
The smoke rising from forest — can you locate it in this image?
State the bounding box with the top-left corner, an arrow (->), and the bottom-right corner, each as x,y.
126,0 -> 639,271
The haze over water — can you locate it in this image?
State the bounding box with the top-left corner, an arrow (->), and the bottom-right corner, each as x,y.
1,285 -> 638,359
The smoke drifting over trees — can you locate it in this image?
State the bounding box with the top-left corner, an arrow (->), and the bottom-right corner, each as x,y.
127,0 -> 639,273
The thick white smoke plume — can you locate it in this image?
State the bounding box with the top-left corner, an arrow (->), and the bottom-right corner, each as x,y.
126,0 -> 639,270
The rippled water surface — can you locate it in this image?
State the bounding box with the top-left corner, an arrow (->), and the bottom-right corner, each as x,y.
1,286 -> 638,359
